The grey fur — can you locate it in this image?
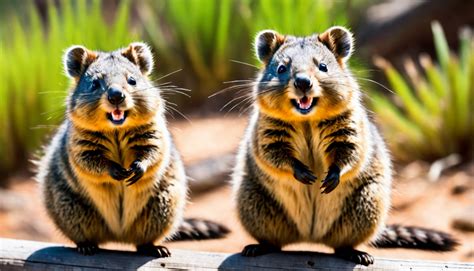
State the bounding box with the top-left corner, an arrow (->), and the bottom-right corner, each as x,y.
233,29 -> 457,266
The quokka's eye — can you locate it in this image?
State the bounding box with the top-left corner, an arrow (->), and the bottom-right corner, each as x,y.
127,76 -> 137,86
318,63 -> 328,72
90,79 -> 101,91
277,64 -> 287,74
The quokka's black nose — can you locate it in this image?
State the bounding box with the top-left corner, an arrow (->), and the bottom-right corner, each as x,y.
294,74 -> 313,92
107,88 -> 125,105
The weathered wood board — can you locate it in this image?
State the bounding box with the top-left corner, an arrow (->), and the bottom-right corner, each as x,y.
1,238 -> 472,270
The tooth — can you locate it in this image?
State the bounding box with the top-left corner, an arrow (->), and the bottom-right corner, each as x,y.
111,110 -> 124,121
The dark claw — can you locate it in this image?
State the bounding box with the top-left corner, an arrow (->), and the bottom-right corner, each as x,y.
335,247 -> 374,266
126,172 -> 143,186
126,161 -> 144,186
292,160 -> 317,185
137,244 -> 171,258
241,243 -> 280,257
76,242 -> 98,256
109,161 -> 131,181
321,164 -> 340,194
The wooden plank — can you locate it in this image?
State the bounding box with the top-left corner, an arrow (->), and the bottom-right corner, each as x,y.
0,238 -> 472,270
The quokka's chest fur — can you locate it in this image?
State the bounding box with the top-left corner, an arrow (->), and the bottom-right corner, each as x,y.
78,177 -> 157,236
254,115 -> 367,240
71,125 -> 161,167
288,122 -> 323,172
69,123 -> 170,235
263,170 -> 356,241
254,111 -> 369,242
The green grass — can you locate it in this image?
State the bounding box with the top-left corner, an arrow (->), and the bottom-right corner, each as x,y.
139,0 -> 350,105
0,0 -> 137,180
371,21 -> 473,162
241,0 -> 347,36
0,0 -> 365,180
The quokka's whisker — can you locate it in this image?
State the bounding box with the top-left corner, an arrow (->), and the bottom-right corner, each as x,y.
154,68 -> 183,82
229,59 -> 260,69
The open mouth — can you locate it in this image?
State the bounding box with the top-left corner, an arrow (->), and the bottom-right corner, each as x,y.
291,96 -> 318,114
106,109 -> 128,125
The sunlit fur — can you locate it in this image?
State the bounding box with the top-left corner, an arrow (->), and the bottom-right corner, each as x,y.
254,34 -> 357,122
66,49 -> 163,132
233,27 -> 457,265
37,43 -> 204,256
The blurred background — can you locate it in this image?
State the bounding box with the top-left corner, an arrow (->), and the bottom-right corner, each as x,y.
0,0 -> 472,262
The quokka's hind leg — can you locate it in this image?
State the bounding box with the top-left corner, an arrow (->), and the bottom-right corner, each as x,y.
136,243 -> 171,258
334,247 -> 374,266
321,172 -> 390,265
76,242 -> 99,256
128,179 -> 182,250
132,191 -> 176,258
44,172 -> 110,256
237,174 -> 300,257
241,241 -> 281,257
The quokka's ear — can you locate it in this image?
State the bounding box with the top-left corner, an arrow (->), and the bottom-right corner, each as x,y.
318,26 -> 354,63
255,30 -> 286,64
121,42 -> 154,75
63,45 -> 97,79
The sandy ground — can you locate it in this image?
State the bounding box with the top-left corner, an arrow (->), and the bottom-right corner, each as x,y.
0,116 -> 473,263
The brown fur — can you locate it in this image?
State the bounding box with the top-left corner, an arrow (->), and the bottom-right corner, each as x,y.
37,43 -> 227,257
232,27 -> 456,266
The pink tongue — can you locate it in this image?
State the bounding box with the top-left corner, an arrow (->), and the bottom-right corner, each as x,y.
298,97 -> 313,110
112,109 -> 124,121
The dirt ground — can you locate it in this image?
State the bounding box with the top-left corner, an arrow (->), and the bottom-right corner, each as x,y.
0,116 -> 473,263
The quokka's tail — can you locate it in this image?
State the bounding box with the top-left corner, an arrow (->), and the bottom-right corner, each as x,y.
168,218 -> 230,241
371,224 -> 459,251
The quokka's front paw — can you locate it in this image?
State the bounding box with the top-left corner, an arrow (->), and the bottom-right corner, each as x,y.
126,161 -> 144,186
321,164 -> 340,194
109,161 -> 132,181
292,160 -> 317,185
